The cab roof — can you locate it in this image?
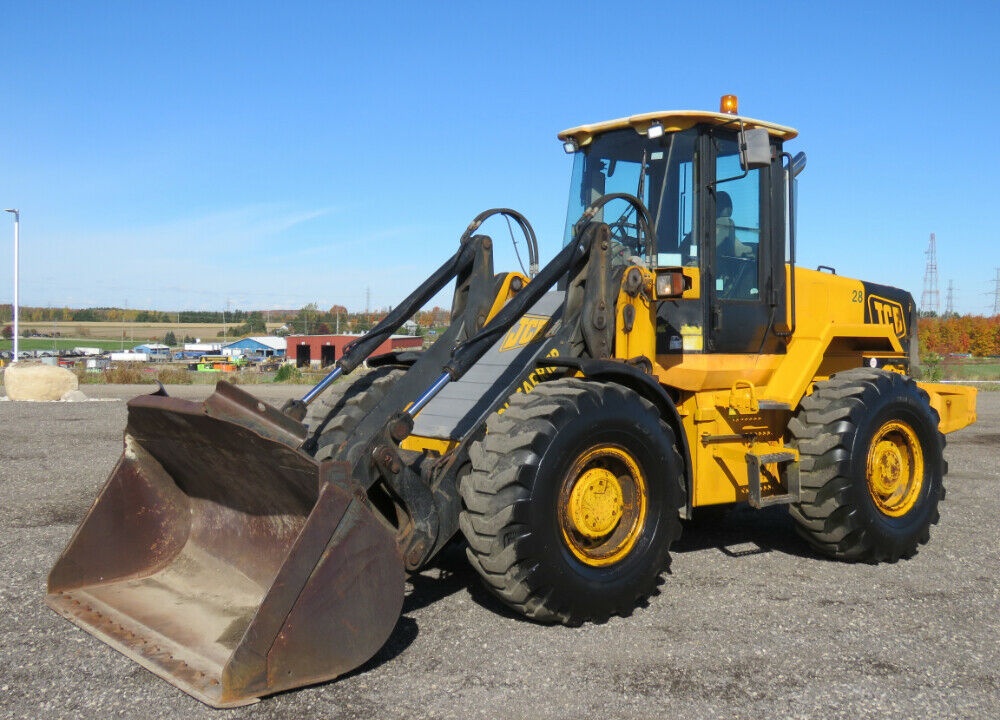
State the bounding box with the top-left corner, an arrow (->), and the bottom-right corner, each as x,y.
557,110 -> 798,147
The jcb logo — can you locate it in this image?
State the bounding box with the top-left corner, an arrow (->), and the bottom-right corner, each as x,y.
499,314 -> 549,352
867,295 -> 907,338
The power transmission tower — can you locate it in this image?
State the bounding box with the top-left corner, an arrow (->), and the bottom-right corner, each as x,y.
944,280 -> 955,316
921,233 -> 939,314
993,268 -> 1000,316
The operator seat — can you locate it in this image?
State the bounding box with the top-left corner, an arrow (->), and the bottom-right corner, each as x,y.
716,190 -> 737,257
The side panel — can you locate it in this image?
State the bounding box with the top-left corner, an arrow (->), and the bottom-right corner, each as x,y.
674,389 -> 793,508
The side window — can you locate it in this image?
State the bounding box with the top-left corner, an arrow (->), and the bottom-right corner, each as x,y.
714,138 -> 761,300
671,157 -> 696,267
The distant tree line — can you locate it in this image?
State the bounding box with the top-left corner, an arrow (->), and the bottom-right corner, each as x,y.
919,315 -> 1000,357
283,304 -> 451,336
1,302 -> 453,344
0,304 -> 298,324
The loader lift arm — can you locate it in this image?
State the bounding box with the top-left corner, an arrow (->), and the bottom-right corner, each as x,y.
284,208 -> 538,425
335,195 -> 659,572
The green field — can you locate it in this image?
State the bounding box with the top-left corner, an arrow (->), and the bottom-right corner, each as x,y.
1,338 -> 130,353
938,359 -> 1000,381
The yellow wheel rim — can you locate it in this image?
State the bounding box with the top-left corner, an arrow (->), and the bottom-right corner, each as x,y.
558,445 -> 648,567
866,420 -> 924,517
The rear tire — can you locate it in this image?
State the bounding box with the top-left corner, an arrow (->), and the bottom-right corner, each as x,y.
310,366 -> 407,460
788,368 -> 946,562
459,379 -> 684,624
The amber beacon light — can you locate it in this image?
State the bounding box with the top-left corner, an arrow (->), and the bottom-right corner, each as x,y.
720,94 -> 739,114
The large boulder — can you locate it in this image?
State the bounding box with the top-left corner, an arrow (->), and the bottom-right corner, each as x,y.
3,363 -> 80,401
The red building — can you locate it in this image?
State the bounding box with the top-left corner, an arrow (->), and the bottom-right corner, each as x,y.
286,334 -> 423,368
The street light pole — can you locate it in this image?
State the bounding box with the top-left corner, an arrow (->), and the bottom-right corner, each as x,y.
4,209 -> 18,364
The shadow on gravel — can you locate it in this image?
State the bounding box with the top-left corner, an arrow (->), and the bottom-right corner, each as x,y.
338,541 -> 477,681
283,504 -> 833,695
8,501 -> 92,529
411,538 -> 526,623
673,504 -> 817,560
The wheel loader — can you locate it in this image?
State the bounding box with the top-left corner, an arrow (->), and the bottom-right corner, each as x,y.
47,96 -> 977,707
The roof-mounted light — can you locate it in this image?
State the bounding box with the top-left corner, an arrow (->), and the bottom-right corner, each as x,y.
646,121 -> 664,139
563,139 -> 579,154
720,94 -> 739,114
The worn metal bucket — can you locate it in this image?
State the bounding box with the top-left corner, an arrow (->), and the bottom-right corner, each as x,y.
46,382 -> 405,707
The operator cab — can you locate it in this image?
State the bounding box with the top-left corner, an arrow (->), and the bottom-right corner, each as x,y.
559,97 -> 800,355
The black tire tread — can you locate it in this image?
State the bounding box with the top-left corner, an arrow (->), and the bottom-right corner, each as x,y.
311,366 -> 407,460
460,378 -> 683,625
788,368 -> 945,562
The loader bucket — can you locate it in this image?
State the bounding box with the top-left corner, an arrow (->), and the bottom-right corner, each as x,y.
46,382 -> 405,708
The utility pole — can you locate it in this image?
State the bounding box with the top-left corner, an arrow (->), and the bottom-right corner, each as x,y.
944,280 -> 955,316
4,209 -> 19,362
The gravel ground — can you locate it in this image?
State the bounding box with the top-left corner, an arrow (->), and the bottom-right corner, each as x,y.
1,382 -> 997,719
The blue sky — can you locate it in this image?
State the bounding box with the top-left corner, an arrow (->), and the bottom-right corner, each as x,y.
1,0 -> 997,315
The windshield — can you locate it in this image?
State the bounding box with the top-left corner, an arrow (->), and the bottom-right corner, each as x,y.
563,128 -> 698,266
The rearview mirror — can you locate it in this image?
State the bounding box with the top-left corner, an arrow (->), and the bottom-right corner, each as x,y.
739,128 -> 771,171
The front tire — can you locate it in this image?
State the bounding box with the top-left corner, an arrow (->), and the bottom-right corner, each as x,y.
459,379 -> 684,624
788,368 -> 946,562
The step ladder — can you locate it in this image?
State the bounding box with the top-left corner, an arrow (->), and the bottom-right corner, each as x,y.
745,450 -> 799,509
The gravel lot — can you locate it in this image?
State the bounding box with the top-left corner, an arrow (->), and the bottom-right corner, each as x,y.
1,382 -> 997,720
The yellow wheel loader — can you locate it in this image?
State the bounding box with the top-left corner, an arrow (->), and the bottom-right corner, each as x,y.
47,97 -> 977,707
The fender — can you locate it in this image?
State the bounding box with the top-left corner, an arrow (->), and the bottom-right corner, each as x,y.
538,356 -> 692,508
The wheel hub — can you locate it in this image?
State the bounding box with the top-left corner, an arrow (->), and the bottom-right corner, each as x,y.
567,468 -> 624,539
866,420 -> 924,517
558,445 -> 648,567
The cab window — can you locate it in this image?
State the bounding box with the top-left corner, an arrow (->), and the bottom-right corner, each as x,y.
714,136 -> 762,300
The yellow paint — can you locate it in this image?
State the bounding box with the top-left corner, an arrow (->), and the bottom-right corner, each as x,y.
654,353 -> 783,392
680,267 -> 701,300
614,266 -> 656,360
484,272 -> 530,324
558,110 -> 798,147
567,468 -> 624,539
919,382 -> 977,434
680,325 -> 703,352
558,445 -> 648,567
398,434 -> 459,456
499,314 -> 550,352
866,420 -> 924,517
727,381 -> 759,415
674,393 -> 794,507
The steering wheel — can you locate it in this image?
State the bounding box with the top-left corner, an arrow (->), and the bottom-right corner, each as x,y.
577,193 -> 654,261
608,207 -> 644,255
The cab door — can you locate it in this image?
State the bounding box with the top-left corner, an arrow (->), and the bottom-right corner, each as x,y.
702,130 -> 785,354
